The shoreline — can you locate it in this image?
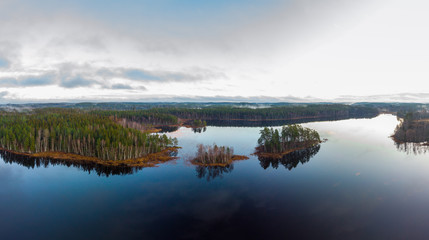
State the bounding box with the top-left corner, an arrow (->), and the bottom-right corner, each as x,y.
190,155 -> 249,167
146,114 -> 380,132
0,147 -> 180,168
391,136 -> 429,146
253,141 -> 323,159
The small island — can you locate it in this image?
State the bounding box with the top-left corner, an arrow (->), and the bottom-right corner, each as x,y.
189,144 -> 249,167
255,124 -> 322,158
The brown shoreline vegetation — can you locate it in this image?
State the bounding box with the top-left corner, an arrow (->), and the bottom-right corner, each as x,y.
190,155 -> 249,167
0,147 -> 180,168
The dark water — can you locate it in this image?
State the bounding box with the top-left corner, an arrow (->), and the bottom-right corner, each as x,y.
2,114 -> 429,239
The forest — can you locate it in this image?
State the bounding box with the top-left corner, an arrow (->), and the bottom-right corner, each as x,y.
393,111 -> 429,143
0,109 -> 177,161
90,110 -> 179,126
257,124 -> 321,154
141,104 -> 379,121
0,103 -> 379,128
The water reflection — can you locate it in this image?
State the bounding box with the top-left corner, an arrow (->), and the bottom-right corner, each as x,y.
394,142 -> 429,155
157,126 -> 179,133
258,145 -> 321,170
195,164 -> 234,181
206,114 -> 377,127
192,127 -> 207,133
158,126 -> 206,133
0,151 -> 143,177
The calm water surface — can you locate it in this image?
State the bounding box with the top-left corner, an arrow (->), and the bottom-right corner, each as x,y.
2,114 -> 429,239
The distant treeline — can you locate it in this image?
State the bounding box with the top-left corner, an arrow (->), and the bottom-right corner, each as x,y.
138,104 -> 379,122
90,110 -> 179,125
355,102 -> 429,115
203,115 -> 368,127
70,104 -> 380,129
0,103 -> 380,127
0,109 -> 177,161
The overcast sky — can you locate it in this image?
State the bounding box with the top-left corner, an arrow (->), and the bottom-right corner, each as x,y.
0,0 -> 428,103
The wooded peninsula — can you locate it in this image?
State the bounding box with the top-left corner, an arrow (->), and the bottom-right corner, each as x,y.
392,111 -> 429,144
0,109 -> 178,166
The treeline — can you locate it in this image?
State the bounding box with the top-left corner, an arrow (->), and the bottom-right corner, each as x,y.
0,109 -> 177,161
393,111 -> 429,143
257,124 -> 321,153
90,110 -> 179,126
355,102 -> 427,114
191,119 -> 207,127
1,103 -> 379,127
141,104 -> 379,121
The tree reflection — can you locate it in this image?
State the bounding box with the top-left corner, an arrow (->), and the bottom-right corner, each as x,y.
195,164 -> 234,181
192,127 -> 207,133
205,114 -> 377,127
158,126 -> 179,133
258,145 -> 320,170
394,142 -> 429,155
0,150 -> 144,177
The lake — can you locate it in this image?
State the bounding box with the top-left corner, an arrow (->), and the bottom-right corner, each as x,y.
1,114 -> 429,239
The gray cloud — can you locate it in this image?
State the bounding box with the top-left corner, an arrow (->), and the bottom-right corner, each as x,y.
121,68 -> 225,83
106,83 -> 147,91
124,69 -> 161,81
21,74 -> 56,86
111,83 -> 133,89
0,61 -> 221,89
60,76 -> 98,88
114,94 -> 325,103
95,67 -> 226,83
109,83 -> 147,91
0,70 -> 98,88
0,91 -> 10,104
0,78 -> 19,86
5,92 -> 429,104
95,65 -> 226,85
0,91 -> 8,98
336,93 -> 429,103
0,74 -> 55,87
0,41 -> 21,69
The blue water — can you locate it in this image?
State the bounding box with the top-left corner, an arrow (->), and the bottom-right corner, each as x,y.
1,114 -> 429,239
